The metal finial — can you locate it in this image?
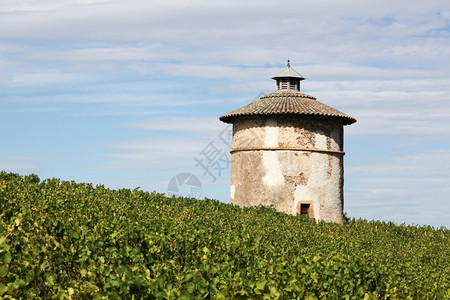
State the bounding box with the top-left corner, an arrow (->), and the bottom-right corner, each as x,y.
287,58 -> 290,68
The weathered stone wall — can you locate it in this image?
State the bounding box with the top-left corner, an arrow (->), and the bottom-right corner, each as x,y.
230,115 -> 345,223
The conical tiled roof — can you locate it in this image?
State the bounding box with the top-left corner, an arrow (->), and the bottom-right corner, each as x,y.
219,90 -> 356,125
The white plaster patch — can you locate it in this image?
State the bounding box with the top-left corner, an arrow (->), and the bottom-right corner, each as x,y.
315,130 -> 327,149
264,119 -> 278,147
261,119 -> 284,186
230,184 -> 235,200
309,153 -> 328,185
262,151 -> 284,186
293,186 -> 313,202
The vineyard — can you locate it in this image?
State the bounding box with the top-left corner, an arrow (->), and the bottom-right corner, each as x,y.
0,172 -> 449,299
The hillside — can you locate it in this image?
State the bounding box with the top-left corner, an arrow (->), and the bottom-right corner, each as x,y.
0,172 -> 449,299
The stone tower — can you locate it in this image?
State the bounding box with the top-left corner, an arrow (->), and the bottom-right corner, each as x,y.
219,61 -> 356,224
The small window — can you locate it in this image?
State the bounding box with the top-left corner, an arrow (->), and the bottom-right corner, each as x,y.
297,201 -> 314,218
300,203 -> 310,215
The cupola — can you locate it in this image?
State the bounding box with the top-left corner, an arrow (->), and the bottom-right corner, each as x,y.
272,59 -> 305,91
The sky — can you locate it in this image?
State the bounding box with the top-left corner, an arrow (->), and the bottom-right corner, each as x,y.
1,0 -> 449,228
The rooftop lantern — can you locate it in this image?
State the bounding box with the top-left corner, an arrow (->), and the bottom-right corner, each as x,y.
272,59 -> 305,91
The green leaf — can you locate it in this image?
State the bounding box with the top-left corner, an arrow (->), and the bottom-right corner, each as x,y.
0,283 -> 7,295
178,294 -> 191,300
3,252 -> 11,264
185,282 -> 195,294
109,274 -> 120,287
256,280 -> 267,291
12,278 -> 25,289
0,265 -> 7,277
80,269 -> 87,277
108,292 -> 121,300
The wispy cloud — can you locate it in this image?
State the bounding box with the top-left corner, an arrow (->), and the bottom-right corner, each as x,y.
0,156 -> 42,173
97,137 -> 213,170
126,117 -> 228,136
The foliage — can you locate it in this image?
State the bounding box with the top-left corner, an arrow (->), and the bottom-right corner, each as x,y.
0,171 -> 449,299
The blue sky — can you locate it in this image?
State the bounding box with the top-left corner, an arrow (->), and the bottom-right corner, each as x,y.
1,0 -> 449,227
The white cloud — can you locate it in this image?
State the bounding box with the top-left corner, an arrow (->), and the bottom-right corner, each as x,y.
7,70 -> 95,85
97,135 -> 229,170
126,116 -> 229,136
31,47 -> 169,62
